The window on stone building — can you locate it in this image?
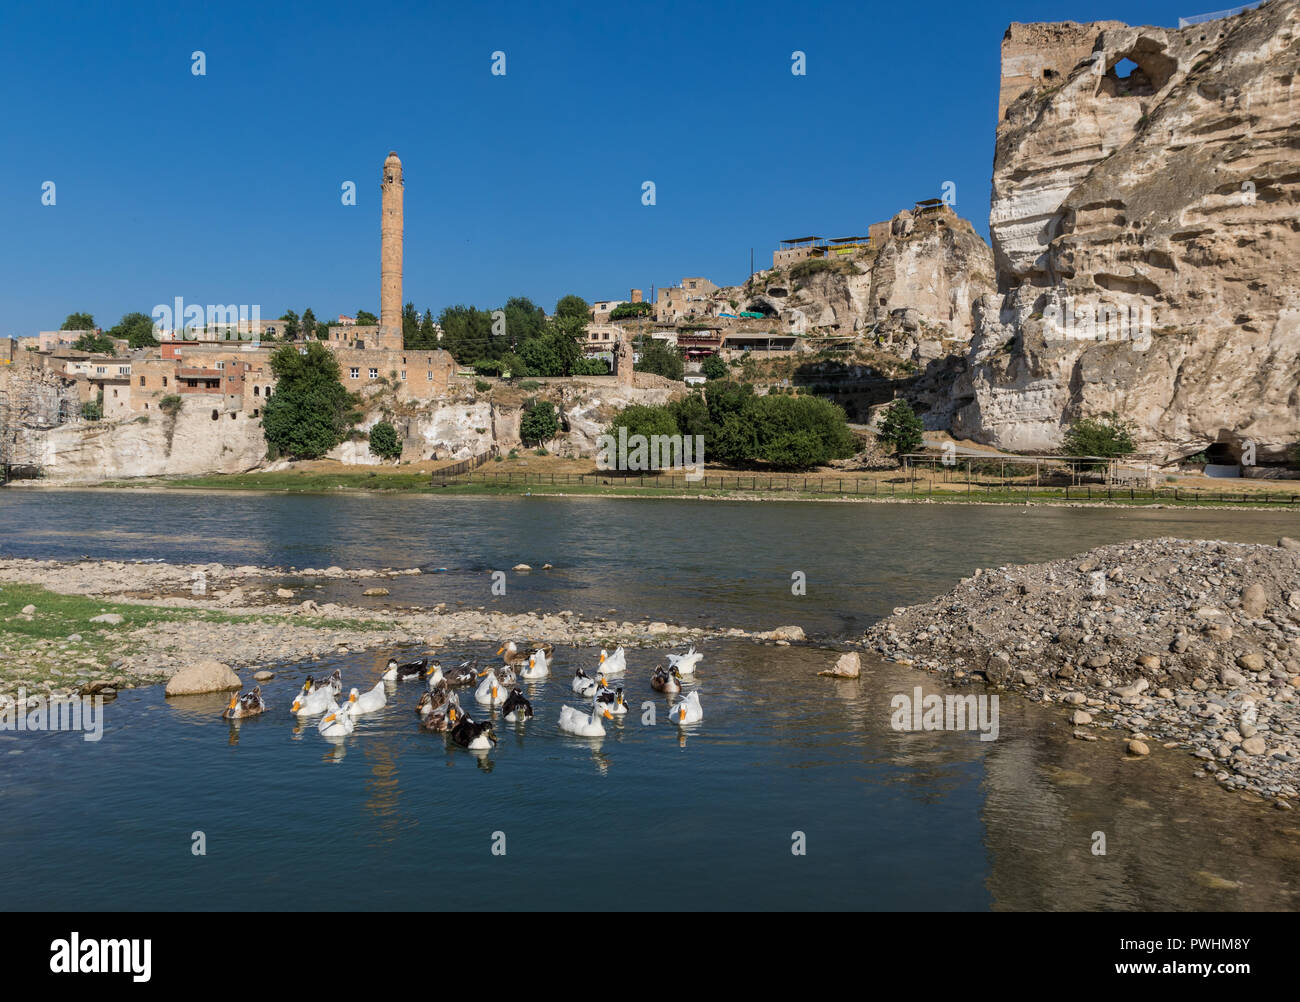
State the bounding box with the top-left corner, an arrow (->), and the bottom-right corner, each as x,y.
350,367 -> 359,379
427,370 -> 432,381
139,376 -> 146,386
254,385 -> 260,396
400,370 -> 406,381
368,368 -> 378,379
163,376 -> 168,387
216,361 -> 225,369
211,410 -> 219,420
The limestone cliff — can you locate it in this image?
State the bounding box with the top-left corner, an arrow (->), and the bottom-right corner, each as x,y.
953,2 -> 1300,462
38,407 -> 266,482
722,209 -> 996,361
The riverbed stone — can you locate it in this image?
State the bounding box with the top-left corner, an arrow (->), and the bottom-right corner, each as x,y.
1127,739 -> 1150,756
819,652 -> 861,678
164,660 -> 242,696
89,613 -> 123,625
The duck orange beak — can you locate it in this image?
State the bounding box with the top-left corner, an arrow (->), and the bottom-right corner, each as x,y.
227,695 -> 238,708
291,700 -> 301,712
324,714 -> 336,724
449,707 -> 457,722
599,651 -> 606,662
491,686 -> 498,700
602,709 -> 613,720
496,646 -> 504,655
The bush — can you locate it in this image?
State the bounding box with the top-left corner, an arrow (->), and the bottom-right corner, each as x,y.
877,399 -> 924,456
474,379 -> 491,393
368,421 -> 402,460
81,399 -> 103,421
1061,413 -> 1135,464
159,394 -> 183,416
635,341 -> 684,381
609,302 -> 653,320
700,355 -> 728,380
520,400 -> 559,445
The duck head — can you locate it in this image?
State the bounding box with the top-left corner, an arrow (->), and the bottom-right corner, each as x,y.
347,688 -> 359,704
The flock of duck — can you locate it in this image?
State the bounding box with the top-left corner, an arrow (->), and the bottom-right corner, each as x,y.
220,641 -> 706,750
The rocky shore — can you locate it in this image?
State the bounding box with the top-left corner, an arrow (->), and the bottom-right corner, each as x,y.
0,557 -> 805,704
865,537 -> 1300,808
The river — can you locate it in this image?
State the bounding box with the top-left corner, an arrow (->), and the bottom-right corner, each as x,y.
2,490 -> 1298,909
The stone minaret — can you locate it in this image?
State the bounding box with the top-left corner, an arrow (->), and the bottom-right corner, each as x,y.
380,151 -> 404,350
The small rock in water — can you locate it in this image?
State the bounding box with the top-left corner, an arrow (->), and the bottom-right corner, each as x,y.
819,652 -> 861,678
1127,740 -> 1150,757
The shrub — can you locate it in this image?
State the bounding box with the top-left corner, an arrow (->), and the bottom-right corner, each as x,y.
700,355 -> 728,380
159,394 -> 183,416
368,421 -> 402,460
1061,412 -> 1135,463
81,399 -> 103,421
635,341 -> 685,381
520,400 -> 559,445
475,379 -> 491,393
609,302 -> 653,320
877,399 -> 924,455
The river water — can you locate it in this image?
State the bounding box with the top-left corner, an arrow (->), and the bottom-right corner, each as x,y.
2,490 -> 1298,910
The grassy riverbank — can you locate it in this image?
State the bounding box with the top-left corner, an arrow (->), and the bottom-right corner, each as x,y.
81,468 -> 1300,508
0,582 -> 400,698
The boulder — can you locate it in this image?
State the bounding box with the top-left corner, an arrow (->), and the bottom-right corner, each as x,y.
89,613 -> 124,625
819,652 -> 861,678
165,660 -> 242,696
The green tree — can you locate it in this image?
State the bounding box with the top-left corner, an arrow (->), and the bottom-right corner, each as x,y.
877,399 -> 923,456
301,307 -> 319,341
555,294 -> 590,321
355,310 -> 378,325
752,394 -> 857,469
1061,412 -> 1135,465
81,396 -> 103,421
504,297 -> 546,346
401,302 -> 420,347
519,317 -> 585,376
72,331 -> 116,355
669,392 -> 712,441
280,310 -> 300,341
604,403 -> 679,447
520,401 -> 560,445
261,342 -> 356,459
107,312 -> 159,349
700,354 -> 728,380
438,304 -> 494,363
417,308 -> 437,348
368,421 -> 402,460
635,339 -> 684,380
61,312 -> 95,331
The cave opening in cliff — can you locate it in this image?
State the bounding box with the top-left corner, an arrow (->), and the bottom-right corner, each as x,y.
1114,57 -> 1138,79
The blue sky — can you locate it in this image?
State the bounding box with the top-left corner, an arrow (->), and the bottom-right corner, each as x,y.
1,0 -> 1198,335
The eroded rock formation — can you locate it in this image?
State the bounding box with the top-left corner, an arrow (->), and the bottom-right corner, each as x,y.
954,2 -> 1300,462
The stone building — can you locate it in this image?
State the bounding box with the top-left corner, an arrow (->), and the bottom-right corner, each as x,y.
655,277 -> 718,322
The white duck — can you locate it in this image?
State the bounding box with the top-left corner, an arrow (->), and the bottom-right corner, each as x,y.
474,668 -> 509,707
291,682 -> 334,717
598,646 -> 627,675
669,690 -> 703,726
424,662 -> 445,687
558,699 -> 613,737
345,681 -> 387,716
572,668 -> 606,697
317,699 -> 355,738
666,646 -> 702,675
519,650 -> 549,679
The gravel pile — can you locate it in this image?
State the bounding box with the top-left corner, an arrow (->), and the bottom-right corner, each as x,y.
866,537 -> 1300,807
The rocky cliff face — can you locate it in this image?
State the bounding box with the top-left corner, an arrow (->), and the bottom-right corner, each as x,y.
727,210 -> 996,362
38,407 -> 266,482
953,2 -> 1300,462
